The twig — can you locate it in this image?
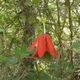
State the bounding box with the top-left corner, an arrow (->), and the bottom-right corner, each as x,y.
18,69 -> 31,80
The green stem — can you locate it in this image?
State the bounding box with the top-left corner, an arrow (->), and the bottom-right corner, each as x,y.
56,0 -> 64,79
43,22 -> 46,34
67,0 -> 74,79
68,0 -> 73,64
5,63 -> 9,80
56,0 -> 64,62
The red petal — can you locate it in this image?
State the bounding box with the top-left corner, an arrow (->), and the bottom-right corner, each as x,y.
30,46 -> 38,58
29,34 -> 41,49
46,34 -> 58,58
37,34 -> 46,58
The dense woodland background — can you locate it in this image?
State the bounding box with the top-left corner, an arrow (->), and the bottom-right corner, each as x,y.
0,0 -> 80,80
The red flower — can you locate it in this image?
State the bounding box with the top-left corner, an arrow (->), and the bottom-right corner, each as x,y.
29,34 -> 58,58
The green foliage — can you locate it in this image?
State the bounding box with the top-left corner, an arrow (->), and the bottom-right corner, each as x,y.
53,72 -> 62,78
63,62 -> 74,73
49,62 -> 60,69
0,55 -> 8,62
38,71 -> 51,80
73,40 -> 80,49
78,0 -> 80,2
0,29 -> 4,33
41,52 -> 53,61
0,0 -> 80,80
14,45 -> 35,56
29,72 -> 38,80
31,0 -> 41,4
9,57 -> 18,64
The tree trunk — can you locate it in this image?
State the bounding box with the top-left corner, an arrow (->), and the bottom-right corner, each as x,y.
19,1 -> 36,46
